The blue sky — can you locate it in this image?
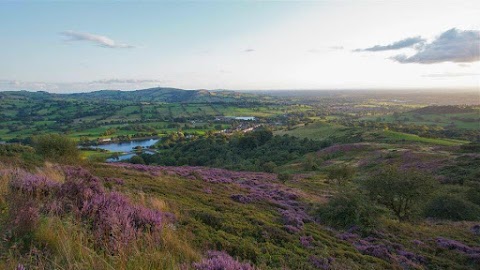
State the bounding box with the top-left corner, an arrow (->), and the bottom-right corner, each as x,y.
0,1 -> 479,92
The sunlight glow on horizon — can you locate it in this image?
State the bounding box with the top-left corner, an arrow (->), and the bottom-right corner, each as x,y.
0,1 -> 479,92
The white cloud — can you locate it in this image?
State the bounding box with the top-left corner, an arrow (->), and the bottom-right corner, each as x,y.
60,30 -> 136,49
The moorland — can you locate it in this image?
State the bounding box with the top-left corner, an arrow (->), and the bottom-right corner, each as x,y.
0,88 -> 479,269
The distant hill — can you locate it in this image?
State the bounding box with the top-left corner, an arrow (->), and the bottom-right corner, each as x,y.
0,88 -> 272,104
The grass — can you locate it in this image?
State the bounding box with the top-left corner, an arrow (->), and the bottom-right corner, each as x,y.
381,130 -> 467,146
80,150 -> 113,161
274,121 -> 349,141
1,141 -> 480,269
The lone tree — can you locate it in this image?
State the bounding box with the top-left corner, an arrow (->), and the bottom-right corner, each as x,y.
364,166 -> 436,221
33,134 -> 80,163
327,165 -> 355,185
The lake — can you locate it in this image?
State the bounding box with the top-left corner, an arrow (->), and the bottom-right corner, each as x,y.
92,138 -> 159,153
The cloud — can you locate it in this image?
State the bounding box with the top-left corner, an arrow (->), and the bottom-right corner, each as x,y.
356,36 -> 425,52
392,28 -> 480,64
243,48 -> 255,53
329,46 -> 344,50
60,30 -> 135,49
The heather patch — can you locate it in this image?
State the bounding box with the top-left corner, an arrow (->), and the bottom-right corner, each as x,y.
436,238 -> 480,263
193,250 -> 256,270
5,166 -> 172,254
337,231 -> 426,268
111,163 -> 312,231
317,143 -> 370,156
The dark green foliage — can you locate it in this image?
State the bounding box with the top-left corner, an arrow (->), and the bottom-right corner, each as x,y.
460,142 -> 480,153
439,155 -> 480,185
32,134 -> 80,163
466,185 -> 480,206
141,129 -> 330,172
424,195 -> 480,221
262,161 -> 277,173
326,165 -> 355,185
130,155 -> 146,164
364,166 -> 437,221
316,192 -> 380,231
277,173 -> 292,183
0,144 -> 35,156
0,144 -> 43,168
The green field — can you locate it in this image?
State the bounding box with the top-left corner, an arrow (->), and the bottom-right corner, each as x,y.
361,109 -> 480,130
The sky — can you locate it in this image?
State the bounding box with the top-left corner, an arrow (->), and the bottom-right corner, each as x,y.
0,0 -> 479,93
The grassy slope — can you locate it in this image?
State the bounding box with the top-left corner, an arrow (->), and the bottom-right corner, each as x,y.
381,130 -> 467,146
274,122 -> 348,141
274,121 -> 468,146
90,163 -> 478,269
1,142 -> 479,269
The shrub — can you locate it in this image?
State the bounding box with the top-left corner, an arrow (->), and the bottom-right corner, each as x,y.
424,195 -> 480,221
364,166 -> 436,221
316,192 -> 380,231
326,165 -> 355,185
262,161 -> 277,173
130,155 -> 146,164
277,173 -> 292,183
466,185 -> 480,206
32,134 -> 79,163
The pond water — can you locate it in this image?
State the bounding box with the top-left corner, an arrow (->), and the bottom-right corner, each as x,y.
235,116 -> 256,121
92,138 -> 159,153
225,116 -> 256,121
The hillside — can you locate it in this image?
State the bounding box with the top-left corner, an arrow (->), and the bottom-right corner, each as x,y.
1,139 -> 480,269
0,88 -> 271,104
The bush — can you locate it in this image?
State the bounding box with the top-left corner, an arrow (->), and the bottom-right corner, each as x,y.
130,155 -> 145,164
262,161 -> 277,173
316,192 -> 380,231
466,187 -> 480,206
326,165 -> 355,185
277,173 -> 292,183
364,166 -> 436,221
424,195 -> 480,221
33,134 -> 79,163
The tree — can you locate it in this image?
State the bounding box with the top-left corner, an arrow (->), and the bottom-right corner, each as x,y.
130,155 -> 145,164
33,134 -> 80,163
327,165 -> 355,185
364,166 -> 436,221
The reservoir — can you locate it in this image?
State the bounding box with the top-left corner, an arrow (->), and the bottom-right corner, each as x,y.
92,138 -> 159,153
